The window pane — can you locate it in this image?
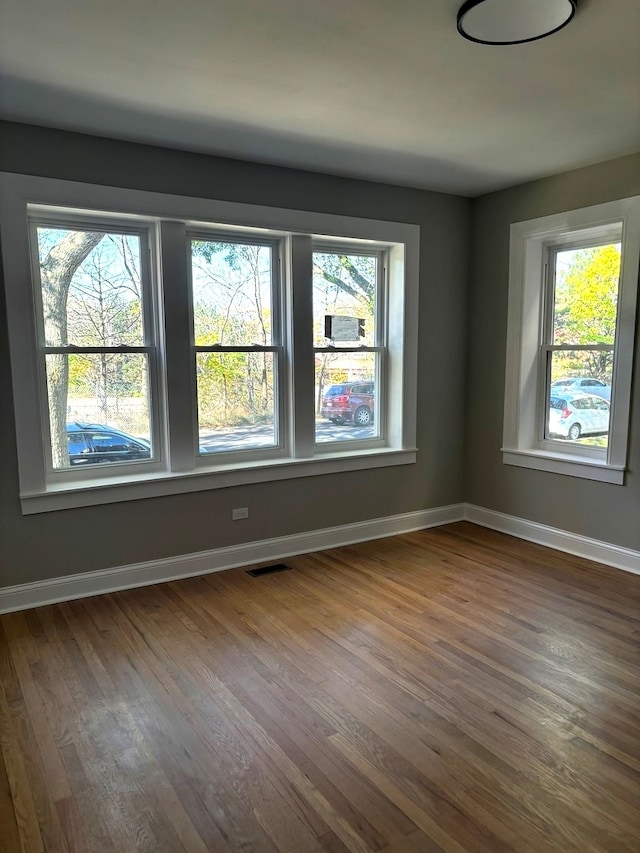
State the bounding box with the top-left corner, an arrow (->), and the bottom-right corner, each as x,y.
197,352 -> 276,453
552,244 -> 621,345
46,353 -> 151,469
315,351 -> 378,444
191,240 -> 273,346
549,348 -> 613,395
546,350 -> 611,447
313,252 -> 377,347
36,227 -> 144,347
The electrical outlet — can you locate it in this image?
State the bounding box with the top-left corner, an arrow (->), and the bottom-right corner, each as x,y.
232,507 -> 249,520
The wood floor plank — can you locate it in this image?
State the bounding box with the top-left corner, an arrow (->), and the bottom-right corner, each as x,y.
79,594 -> 284,852
1,521 -> 638,852
0,670 -> 46,853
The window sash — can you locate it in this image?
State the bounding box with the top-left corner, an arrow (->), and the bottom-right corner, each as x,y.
194,346 -> 286,462
44,345 -> 151,354
194,345 -> 281,353
311,243 -> 386,347
313,348 -> 387,448
543,241 -> 621,347
536,345 -> 614,455
28,218 -> 166,481
313,346 -> 383,353
188,232 -> 282,348
43,350 -> 162,481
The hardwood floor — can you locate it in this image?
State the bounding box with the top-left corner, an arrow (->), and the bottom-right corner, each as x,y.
1,522 -> 639,852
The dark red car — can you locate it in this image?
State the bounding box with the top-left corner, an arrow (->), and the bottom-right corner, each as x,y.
321,381 -> 374,426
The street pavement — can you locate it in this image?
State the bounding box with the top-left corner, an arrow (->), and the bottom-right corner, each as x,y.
199,420 -> 375,453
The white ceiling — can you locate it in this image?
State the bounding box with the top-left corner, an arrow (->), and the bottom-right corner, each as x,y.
0,0 -> 638,196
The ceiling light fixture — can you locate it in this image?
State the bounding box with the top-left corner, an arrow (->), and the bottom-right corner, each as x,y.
457,0 -> 577,45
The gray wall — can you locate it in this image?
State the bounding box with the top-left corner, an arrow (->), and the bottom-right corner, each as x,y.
0,122 -> 470,587
466,153 -> 640,550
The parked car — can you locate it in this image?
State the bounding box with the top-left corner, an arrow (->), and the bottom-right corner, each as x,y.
66,422 -> 151,465
550,377 -> 611,400
547,393 -> 610,441
321,381 -> 374,426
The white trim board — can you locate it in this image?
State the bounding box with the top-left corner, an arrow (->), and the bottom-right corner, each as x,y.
0,504 -> 464,614
2,502 -> 638,615
465,504 -> 640,576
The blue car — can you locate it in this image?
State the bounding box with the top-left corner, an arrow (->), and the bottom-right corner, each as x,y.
66,422 -> 151,465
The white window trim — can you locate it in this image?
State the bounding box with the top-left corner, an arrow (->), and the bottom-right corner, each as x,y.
503,196 -> 640,484
0,172 -> 419,514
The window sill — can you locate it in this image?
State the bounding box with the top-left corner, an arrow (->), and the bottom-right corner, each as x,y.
20,447 -> 418,514
502,448 -> 624,484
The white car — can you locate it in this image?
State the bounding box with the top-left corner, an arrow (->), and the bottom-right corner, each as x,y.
548,393 -> 610,441
550,377 -> 611,400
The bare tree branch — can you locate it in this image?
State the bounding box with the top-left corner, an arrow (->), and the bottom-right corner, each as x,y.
40,230 -> 104,466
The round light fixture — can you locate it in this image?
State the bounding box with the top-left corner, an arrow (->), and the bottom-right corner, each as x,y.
457,0 -> 577,45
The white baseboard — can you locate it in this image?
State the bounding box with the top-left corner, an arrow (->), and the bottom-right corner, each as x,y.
3,501 -> 637,615
464,504 -> 640,576
0,504 -> 465,614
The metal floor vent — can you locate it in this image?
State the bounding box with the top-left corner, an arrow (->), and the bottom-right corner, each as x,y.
247,563 -> 292,577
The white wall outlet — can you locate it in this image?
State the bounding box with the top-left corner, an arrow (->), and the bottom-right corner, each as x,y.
232,507 -> 249,520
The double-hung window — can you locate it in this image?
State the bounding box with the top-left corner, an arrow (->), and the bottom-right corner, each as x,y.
30,218 -> 163,478
0,173 -> 418,513
503,196 -> 640,483
189,234 -> 284,459
312,246 -> 385,445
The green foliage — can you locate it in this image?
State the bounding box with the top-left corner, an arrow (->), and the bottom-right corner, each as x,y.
192,240 -> 243,270
197,351 -> 274,429
555,244 -> 620,345
553,244 -> 620,381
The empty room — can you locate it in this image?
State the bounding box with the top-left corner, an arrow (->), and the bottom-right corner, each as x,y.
0,1 -> 639,850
